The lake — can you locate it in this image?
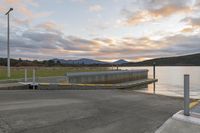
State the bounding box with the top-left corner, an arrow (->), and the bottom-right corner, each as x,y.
121,66 -> 200,99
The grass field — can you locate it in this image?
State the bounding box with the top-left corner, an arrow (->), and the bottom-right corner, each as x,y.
0,67 -> 110,80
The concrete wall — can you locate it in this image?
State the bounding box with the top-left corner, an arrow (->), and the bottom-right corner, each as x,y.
65,70 -> 148,84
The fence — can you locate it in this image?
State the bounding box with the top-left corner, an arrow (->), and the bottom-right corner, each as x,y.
0,67 -> 111,81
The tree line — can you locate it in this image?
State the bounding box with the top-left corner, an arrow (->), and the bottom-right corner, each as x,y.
0,58 -> 64,67
0,58 -> 113,67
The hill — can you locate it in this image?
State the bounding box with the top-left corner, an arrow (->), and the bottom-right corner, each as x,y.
126,53 -> 200,66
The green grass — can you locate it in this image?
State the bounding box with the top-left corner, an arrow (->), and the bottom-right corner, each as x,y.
0,67 -> 110,80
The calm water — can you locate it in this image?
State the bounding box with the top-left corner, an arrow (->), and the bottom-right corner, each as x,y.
121,66 -> 200,99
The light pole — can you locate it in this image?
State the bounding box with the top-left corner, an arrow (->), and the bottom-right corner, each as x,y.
5,8 -> 13,78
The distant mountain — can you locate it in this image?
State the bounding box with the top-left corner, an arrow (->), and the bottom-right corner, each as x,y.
52,58 -> 109,65
52,58 -> 131,65
52,53 -> 200,66
2,53 -> 200,67
126,53 -> 200,66
113,59 -> 129,65
52,58 -> 68,64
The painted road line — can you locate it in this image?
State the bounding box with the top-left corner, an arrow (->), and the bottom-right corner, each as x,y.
190,100 -> 200,109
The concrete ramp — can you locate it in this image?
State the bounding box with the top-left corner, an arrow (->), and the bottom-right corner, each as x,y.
155,110 -> 200,133
23,78 -> 157,90
155,118 -> 200,133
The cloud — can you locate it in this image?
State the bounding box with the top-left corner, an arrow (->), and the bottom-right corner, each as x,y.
0,5 -> 5,12
35,21 -> 64,34
13,18 -> 30,26
150,5 -> 191,17
1,0 -> 200,61
17,21 -> 101,53
122,0 -> 193,26
181,27 -> 194,33
180,17 -> 200,33
89,4 -> 103,12
159,35 -> 200,55
2,0 -> 33,15
87,34 -> 200,61
182,17 -> 200,27
1,23 -> 200,61
1,0 -> 52,23
4,0 -> 38,7
1,16 -> 200,61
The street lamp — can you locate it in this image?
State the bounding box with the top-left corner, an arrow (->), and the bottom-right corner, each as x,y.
5,8 -> 13,78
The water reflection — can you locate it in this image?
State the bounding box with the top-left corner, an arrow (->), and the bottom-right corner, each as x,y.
121,66 -> 200,99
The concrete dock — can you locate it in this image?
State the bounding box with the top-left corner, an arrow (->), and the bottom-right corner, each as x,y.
65,70 -> 148,84
0,89 -> 182,133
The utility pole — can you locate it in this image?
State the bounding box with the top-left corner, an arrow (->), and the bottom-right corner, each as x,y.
5,8 -> 13,78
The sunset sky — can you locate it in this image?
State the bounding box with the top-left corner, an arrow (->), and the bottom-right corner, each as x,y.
0,0 -> 200,62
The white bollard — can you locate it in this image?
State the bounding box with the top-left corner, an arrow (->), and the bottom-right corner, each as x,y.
184,74 -> 190,116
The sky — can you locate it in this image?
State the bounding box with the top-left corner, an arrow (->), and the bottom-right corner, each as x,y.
0,0 -> 200,62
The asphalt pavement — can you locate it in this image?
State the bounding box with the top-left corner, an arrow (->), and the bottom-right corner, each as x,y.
0,89 -> 183,133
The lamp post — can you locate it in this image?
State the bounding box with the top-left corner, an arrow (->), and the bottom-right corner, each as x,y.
5,8 -> 13,78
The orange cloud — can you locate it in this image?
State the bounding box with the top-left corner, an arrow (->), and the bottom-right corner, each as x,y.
0,5 -> 5,12
18,5 -> 34,17
126,11 -> 150,25
125,5 -> 192,26
4,0 -> 38,6
181,27 -> 194,33
4,0 -> 21,4
2,0 -> 52,21
35,21 -> 66,35
150,5 -> 191,17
